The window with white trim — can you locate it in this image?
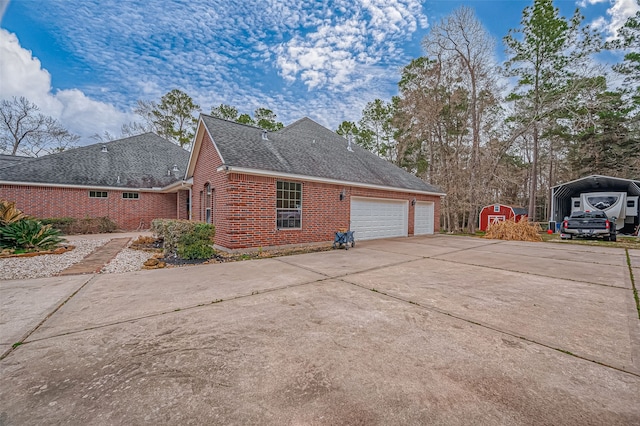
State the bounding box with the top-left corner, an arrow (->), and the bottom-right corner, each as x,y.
204,183 -> 212,224
89,191 -> 108,198
276,181 -> 301,229
493,204 -> 500,213
122,192 -> 139,199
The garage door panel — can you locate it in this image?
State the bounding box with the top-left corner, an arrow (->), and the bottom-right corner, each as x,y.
414,202 -> 434,235
350,197 -> 408,241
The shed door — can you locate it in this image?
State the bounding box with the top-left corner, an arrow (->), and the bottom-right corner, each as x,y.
350,197 -> 408,241
414,201 -> 435,235
488,215 -> 506,226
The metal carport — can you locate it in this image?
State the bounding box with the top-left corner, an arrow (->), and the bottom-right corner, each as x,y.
550,175 -> 640,232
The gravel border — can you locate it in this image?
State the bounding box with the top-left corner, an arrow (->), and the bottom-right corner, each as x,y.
0,238 -> 110,280
101,248 -> 151,274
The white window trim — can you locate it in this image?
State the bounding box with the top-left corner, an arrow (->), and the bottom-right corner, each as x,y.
276,181 -> 302,230
89,190 -> 108,198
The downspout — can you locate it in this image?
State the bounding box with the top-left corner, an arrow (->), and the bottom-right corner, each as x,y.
188,187 -> 193,221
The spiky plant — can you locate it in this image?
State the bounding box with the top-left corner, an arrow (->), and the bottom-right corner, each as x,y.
0,200 -> 27,226
0,219 -> 63,250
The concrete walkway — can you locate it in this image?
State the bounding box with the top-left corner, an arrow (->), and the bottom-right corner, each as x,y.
1,235 -> 639,425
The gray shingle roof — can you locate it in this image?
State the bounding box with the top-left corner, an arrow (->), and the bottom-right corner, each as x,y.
201,115 -> 444,194
0,154 -> 30,169
0,133 -> 189,189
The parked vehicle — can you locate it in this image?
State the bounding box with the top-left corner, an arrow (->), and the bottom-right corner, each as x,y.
570,191 -> 638,232
560,210 -> 616,241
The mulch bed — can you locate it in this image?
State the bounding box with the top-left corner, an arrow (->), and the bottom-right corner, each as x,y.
0,245 -> 75,259
131,237 -> 334,268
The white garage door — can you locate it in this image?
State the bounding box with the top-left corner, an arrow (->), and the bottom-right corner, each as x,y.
350,197 -> 408,241
414,201 -> 435,235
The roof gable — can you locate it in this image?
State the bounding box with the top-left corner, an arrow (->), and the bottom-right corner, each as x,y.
196,115 -> 444,194
0,133 -> 190,189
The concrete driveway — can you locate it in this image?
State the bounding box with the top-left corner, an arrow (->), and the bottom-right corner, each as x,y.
1,235 -> 639,425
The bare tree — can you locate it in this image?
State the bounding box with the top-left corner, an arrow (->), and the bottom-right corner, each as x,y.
421,7 -> 501,232
0,96 -> 79,156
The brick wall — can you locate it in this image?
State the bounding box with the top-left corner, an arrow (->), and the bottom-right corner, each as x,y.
190,130 -> 442,249
177,190 -> 190,220
1,185 -> 178,230
213,176 -> 440,249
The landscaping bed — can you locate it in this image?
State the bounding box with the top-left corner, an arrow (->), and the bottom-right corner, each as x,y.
130,235 -> 333,269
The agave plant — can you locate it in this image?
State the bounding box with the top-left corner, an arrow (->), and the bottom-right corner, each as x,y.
0,200 -> 27,226
0,219 -> 64,250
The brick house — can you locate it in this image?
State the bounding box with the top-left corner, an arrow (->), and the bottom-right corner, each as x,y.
185,115 -> 444,249
0,133 -> 190,230
1,116 -> 445,250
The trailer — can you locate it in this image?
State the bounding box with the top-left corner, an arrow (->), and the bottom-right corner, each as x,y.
550,175 -> 640,234
570,192 -> 638,231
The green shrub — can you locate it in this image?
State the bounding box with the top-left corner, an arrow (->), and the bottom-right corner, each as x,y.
176,240 -> 215,260
39,216 -> 116,234
40,217 -> 75,233
0,219 -> 64,250
151,219 -> 215,256
151,219 -> 195,254
176,223 -> 216,259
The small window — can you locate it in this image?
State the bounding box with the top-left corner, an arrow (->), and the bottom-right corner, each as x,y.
89,191 -> 108,198
204,183 -> 212,224
493,205 -> 500,213
122,192 -> 139,199
628,200 -> 635,208
277,181 -> 302,229
574,201 -> 580,208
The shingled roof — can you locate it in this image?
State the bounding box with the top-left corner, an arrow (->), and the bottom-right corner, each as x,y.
0,154 -> 30,169
0,133 -> 189,189
198,115 -> 444,195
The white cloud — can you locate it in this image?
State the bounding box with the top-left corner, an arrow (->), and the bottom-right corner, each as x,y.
2,0 -> 428,134
587,0 -> 640,39
607,0 -> 640,37
274,0 -> 426,91
0,29 -> 133,143
577,0 -> 608,7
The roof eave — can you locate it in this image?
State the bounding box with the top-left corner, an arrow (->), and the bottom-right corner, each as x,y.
0,180 -> 183,193
551,174 -> 640,190
217,165 -> 446,197
159,178 -> 192,192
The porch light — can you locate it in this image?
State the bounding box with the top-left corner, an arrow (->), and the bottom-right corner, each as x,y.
411,198 -> 416,206
340,189 -> 346,201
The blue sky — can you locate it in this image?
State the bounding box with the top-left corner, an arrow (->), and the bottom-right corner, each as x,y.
0,0 -> 637,145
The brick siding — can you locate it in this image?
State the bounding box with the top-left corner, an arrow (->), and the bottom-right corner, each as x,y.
1,185 -> 179,230
191,131 -> 441,249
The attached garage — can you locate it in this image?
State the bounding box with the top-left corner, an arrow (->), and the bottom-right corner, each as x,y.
414,201 -> 435,235
350,197 -> 408,241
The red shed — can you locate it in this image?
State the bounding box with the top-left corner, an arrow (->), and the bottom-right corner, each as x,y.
479,204 -> 528,231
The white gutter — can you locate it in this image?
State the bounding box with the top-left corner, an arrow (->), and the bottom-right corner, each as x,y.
0,180 -> 190,193
217,165 -> 446,197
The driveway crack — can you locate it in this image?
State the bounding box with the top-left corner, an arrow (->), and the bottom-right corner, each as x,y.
1,274 -> 98,360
